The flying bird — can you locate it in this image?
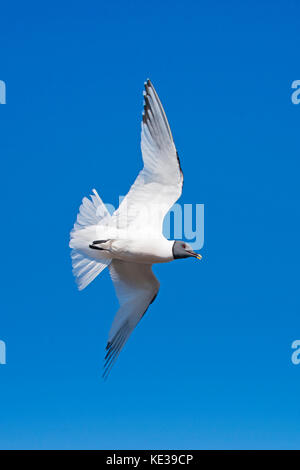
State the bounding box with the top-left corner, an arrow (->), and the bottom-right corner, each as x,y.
69,79 -> 202,378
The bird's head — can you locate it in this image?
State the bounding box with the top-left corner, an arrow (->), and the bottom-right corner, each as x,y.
172,241 -> 202,260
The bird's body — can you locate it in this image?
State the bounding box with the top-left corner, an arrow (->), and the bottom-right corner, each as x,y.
93,237 -> 174,264
69,79 -> 202,377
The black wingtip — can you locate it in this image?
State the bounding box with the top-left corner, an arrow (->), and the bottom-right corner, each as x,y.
176,151 -> 184,179
144,79 -> 152,92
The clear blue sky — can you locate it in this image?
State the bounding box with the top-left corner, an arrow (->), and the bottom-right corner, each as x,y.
1,0 -> 300,450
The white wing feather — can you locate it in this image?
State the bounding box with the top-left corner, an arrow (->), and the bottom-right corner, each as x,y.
103,260 -> 160,378
111,79 -> 183,235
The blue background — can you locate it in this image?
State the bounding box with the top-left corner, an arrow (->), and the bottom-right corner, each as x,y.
1,0 -> 300,450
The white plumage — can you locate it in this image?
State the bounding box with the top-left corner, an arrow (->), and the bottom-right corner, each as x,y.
69,79 -> 201,377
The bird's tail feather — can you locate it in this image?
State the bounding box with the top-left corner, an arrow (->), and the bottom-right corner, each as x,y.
71,251 -> 110,291
69,189 -> 112,290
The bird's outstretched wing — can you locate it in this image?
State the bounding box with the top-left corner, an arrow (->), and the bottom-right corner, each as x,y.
103,259 -> 160,378
111,79 -> 183,235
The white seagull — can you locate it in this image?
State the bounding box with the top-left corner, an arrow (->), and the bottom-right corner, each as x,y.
69,79 -> 202,378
